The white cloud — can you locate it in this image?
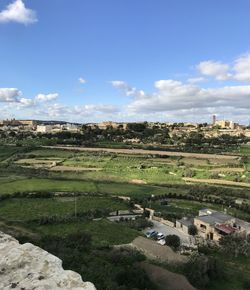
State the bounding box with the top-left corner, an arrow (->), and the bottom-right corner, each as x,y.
0,88 -> 21,102
35,93 -> 59,102
115,80 -> 250,115
0,0 -> 37,25
196,60 -> 231,80
233,53 -> 250,82
110,80 -> 145,98
82,104 -> 119,114
187,77 -> 206,84
79,77 -> 87,84
19,97 -> 34,107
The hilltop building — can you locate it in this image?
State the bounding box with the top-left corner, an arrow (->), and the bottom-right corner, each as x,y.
97,121 -> 128,130
213,119 -> 238,129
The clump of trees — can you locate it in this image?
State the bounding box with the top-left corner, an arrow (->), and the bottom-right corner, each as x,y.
29,232 -> 156,290
184,253 -> 224,288
219,235 -> 250,257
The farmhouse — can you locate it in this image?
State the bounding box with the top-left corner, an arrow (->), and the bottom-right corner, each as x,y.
194,209 -> 238,241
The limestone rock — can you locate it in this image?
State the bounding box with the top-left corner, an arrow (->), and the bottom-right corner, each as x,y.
0,232 -> 96,290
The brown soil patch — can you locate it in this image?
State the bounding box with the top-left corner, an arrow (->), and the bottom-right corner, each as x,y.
130,179 -> 147,184
43,146 -> 239,160
50,166 -> 103,172
210,167 -> 244,173
183,177 -> 250,187
140,261 -> 196,290
130,236 -> 187,264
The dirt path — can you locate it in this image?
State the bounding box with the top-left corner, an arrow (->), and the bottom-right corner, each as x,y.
125,236 -> 187,264
43,146 -> 239,160
183,177 -> 250,188
50,166 -> 103,172
210,167 -> 244,173
140,261 -> 196,290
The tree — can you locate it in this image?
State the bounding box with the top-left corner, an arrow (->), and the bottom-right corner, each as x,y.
219,235 -> 250,257
165,235 -> 180,251
185,253 -> 223,288
188,225 -> 198,236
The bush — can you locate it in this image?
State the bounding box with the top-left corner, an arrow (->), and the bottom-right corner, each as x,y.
188,225 -> 197,236
185,253 -> 224,288
165,235 -> 180,251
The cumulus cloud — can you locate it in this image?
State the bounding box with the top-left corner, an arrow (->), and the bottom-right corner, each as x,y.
110,80 -> 145,98
113,80 -> 250,115
35,103 -> 119,120
0,0 -> 37,25
79,77 -> 87,84
19,98 -> 34,107
196,60 -> 231,80
35,93 -> 59,102
234,53 -> 250,82
0,88 -> 21,102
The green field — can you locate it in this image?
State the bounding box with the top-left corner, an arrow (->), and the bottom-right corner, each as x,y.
0,196 -> 128,221
239,145 -> 250,156
4,145 -> 249,185
0,145 -> 249,290
36,219 -> 139,246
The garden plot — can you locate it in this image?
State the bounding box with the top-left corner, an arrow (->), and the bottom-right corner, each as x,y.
15,158 -> 62,169
50,166 -> 103,172
210,167 -> 245,173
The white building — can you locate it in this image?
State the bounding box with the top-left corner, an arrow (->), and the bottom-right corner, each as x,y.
36,125 -> 53,133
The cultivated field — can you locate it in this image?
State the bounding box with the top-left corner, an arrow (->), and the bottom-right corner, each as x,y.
0,145 -> 249,290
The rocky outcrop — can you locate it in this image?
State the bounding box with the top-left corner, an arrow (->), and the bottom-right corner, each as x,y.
0,232 -> 96,290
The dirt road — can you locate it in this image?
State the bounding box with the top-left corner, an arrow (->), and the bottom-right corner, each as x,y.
129,236 -> 187,264
183,177 -> 250,188
140,261 -> 196,290
43,145 -> 239,160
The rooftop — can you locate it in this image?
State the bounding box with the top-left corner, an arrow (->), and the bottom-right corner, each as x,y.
196,211 -> 233,225
215,224 -> 236,235
177,217 -> 194,227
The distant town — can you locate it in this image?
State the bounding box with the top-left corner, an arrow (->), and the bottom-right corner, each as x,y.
1,116 -> 250,138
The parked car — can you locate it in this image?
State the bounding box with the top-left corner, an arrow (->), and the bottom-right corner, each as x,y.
150,231 -> 158,239
157,239 -> 166,246
146,230 -> 157,238
157,233 -> 165,240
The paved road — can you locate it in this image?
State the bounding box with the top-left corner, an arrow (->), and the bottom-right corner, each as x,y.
144,220 -> 195,247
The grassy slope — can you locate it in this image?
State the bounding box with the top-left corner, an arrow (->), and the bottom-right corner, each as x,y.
0,196 -> 128,221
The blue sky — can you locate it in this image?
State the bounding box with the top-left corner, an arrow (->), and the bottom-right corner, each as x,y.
0,0 -> 250,123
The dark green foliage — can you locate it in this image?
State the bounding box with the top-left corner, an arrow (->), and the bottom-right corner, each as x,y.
118,217 -> 153,231
185,254 -> 224,288
188,225 -> 197,236
165,235 -> 180,251
219,235 -> 250,257
32,234 -> 156,290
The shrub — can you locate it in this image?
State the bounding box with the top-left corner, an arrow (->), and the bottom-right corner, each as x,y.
188,225 -> 197,236
165,235 -> 180,251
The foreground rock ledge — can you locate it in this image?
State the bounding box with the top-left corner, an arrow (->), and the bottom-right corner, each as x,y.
0,232 -> 96,290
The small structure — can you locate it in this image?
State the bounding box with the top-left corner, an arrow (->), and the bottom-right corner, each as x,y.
176,217 -> 194,234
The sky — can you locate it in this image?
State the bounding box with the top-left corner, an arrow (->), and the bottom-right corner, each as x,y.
0,0 -> 250,124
